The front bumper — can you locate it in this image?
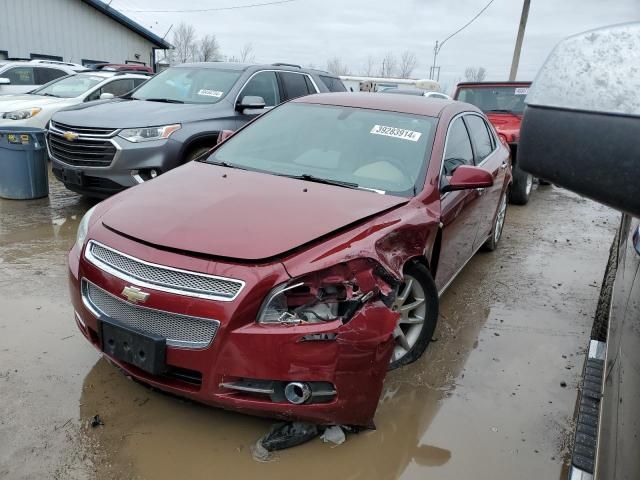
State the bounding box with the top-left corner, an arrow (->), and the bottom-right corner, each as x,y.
69,229 -> 398,426
49,135 -> 183,197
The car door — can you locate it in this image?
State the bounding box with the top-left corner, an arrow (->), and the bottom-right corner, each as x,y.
464,114 -> 507,249
0,66 -> 35,94
434,115 -> 485,292
236,71 -> 282,124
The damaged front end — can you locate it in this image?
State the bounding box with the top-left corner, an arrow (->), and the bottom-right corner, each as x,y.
217,258 -> 401,427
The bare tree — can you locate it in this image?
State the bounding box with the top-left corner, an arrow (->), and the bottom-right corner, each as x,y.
398,51 -> 417,78
464,66 -> 488,82
172,22 -> 197,64
378,52 -> 397,78
326,57 -> 349,76
363,55 -> 376,76
239,43 -> 255,63
197,34 -> 221,62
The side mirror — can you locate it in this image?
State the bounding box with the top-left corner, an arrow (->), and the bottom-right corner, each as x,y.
0,78 -> 10,85
217,130 -> 235,144
441,165 -> 493,193
519,23 -> 640,217
237,95 -> 266,115
99,92 -> 115,100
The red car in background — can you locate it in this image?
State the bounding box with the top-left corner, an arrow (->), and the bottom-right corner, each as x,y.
68,93 -> 511,427
453,81 -> 540,205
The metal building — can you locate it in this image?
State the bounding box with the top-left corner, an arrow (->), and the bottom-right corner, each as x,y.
0,0 -> 171,69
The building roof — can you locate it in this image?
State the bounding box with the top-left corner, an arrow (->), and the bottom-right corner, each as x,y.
80,0 -> 172,50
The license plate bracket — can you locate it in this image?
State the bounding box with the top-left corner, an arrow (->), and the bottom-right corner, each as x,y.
99,316 -> 167,375
62,168 -> 84,186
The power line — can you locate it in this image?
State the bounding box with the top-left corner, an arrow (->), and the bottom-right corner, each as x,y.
438,0 -> 497,53
116,0 -> 298,13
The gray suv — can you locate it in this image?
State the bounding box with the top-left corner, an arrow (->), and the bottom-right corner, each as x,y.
47,62 -> 346,197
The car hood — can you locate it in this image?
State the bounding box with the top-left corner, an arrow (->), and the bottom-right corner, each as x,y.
100,162 -> 407,261
53,98 -> 229,128
0,95 -> 73,112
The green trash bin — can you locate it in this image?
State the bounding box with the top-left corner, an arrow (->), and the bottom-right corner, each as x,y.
0,126 -> 49,199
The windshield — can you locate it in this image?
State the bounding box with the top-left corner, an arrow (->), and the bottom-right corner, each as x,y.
209,103 -> 437,196
32,74 -> 104,98
456,85 -> 530,114
131,67 -> 241,104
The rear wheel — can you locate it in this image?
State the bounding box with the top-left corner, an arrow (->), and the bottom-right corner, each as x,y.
509,164 -> 533,205
483,191 -> 507,251
388,263 -> 439,370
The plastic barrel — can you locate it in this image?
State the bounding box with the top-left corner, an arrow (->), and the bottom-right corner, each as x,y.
0,126 -> 49,199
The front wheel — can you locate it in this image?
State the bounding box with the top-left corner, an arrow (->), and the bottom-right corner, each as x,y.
388,263 -> 439,370
509,164 -> 533,205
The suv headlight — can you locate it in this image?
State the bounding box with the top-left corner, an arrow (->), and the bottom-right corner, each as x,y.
118,124 -> 181,143
75,205 -> 97,250
257,260 -> 390,325
2,107 -> 42,120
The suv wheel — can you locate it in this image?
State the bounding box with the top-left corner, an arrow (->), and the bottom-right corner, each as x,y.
509,163 -> 533,205
388,263 -> 439,370
483,191 -> 507,251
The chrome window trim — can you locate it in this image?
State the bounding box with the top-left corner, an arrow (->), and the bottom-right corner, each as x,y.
81,278 -> 220,349
439,112 -> 499,199
234,69 -> 320,107
85,240 -> 245,302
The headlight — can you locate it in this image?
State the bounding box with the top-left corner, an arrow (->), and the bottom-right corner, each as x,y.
257,260 -> 387,325
2,107 -> 42,120
118,124 -> 181,143
75,205 -> 97,250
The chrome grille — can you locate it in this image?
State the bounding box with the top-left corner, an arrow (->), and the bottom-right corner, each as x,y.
86,241 -> 244,301
83,279 -> 219,348
47,132 -> 116,167
50,121 -> 117,136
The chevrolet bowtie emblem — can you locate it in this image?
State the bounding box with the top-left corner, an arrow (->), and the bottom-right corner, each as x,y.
63,131 -> 79,142
121,286 -> 150,304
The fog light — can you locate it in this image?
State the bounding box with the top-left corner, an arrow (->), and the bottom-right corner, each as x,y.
284,382 -> 312,405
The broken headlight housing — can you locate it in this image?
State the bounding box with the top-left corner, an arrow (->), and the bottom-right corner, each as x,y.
257,259 -> 393,325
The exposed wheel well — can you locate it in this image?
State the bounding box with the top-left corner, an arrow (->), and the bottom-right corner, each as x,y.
182,134 -> 220,163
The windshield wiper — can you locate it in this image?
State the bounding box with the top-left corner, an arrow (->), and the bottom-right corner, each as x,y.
205,159 -> 249,170
280,173 -> 359,189
140,98 -> 184,104
39,93 -> 60,97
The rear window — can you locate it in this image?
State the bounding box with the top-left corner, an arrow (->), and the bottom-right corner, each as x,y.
456,85 -> 529,114
319,75 -> 347,92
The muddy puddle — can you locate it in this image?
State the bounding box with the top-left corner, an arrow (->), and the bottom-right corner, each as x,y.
0,171 -> 618,479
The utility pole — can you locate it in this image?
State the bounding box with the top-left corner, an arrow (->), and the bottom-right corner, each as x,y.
509,0 -> 531,81
430,40 -> 439,80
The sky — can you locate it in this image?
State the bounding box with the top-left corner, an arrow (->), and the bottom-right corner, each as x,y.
108,0 -> 640,93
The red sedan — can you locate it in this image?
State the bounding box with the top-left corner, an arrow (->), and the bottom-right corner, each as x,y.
68,93 -> 512,427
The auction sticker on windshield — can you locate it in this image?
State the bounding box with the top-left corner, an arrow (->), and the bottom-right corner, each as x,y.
515,87 -> 529,95
198,89 -> 224,97
370,125 -> 422,142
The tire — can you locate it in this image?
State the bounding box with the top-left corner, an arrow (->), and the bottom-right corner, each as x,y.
185,146 -> 214,163
483,191 -> 507,251
538,178 -> 552,186
509,163 -> 533,205
388,262 -> 439,370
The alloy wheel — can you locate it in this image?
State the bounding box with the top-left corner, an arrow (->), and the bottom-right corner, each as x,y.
494,193 -> 507,244
525,174 -> 533,196
391,274 -> 427,363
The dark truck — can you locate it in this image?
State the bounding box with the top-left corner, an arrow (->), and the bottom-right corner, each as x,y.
519,22 -> 640,480
47,62 -> 346,198
453,81 -> 540,205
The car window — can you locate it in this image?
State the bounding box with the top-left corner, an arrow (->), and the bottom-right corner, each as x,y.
35,67 -> 66,84
33,74 -> 103,98
132,78 -> 147,88
443,117 -> 474,176
3,67 -> 34,85
319,75 -> 347,92
132,67 -> 241,104
456,86 -> 529,114
464,115 -> 494,163
101,78 -> 137,96
280,72 -> 312,100
239,71 -> 280,107
211,102 -> 437,197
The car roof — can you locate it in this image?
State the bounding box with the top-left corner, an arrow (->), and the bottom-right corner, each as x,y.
173,62 -> 329,74
293,92 -> 464,117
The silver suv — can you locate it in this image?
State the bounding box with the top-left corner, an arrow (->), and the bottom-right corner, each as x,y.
0,59 -> 87,95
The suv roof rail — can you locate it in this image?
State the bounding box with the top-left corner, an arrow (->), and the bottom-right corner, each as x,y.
29,59 -> 84,68
272,63 -> 301,69
113,70 -> 154,76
